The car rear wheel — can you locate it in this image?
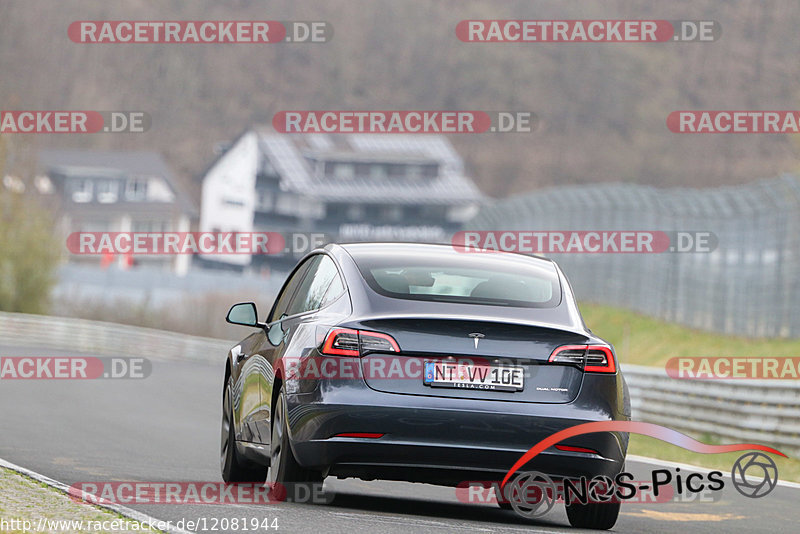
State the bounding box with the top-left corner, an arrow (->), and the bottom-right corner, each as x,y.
268,385 -> 322,500
494,487 -> 513,510
565,499 -> 620,530
221,379 -> 267,483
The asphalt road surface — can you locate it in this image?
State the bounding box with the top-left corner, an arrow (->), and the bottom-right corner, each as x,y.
0,344 -> 797,533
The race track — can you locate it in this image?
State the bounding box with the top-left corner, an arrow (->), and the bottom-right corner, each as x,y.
0,344 -> 796,533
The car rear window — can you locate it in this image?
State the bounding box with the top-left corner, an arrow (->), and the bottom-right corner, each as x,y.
354,252 -> 561,308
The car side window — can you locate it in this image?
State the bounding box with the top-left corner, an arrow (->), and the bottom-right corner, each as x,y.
286,255 -> 342,316
267,256 -> 318,323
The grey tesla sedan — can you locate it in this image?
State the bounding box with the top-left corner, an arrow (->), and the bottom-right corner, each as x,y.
221,242 -> 630,529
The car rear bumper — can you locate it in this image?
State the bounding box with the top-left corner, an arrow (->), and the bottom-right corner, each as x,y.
285,373 -> 629,485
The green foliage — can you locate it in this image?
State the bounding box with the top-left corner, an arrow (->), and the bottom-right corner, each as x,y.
580,302 -> 800,365
0,193 -> 60,314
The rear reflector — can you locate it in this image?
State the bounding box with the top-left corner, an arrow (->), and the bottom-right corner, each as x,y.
321,328 -> 399,357
555,444 -> 600,455
334,433 -> 384,438
548,345 -> 616,373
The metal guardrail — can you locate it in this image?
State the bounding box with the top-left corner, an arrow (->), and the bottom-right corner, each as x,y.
0,311 -> 233,363
624,364 -> 800,456
1,311 -> 797,455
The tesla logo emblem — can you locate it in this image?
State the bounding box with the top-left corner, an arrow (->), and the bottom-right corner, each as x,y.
468,333 -> 485,349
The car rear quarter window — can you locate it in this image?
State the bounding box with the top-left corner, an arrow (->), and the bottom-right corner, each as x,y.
321,270 -> 345,307
287,255 -> 343,315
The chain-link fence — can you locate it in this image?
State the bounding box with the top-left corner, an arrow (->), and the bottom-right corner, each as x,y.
470,174 -> 800,338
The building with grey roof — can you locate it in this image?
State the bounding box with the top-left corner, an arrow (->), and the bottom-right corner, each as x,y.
199,128 -> 484,271
36,149 -> 197,275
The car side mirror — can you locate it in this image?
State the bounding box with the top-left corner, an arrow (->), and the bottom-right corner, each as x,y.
226,302 -> 262,328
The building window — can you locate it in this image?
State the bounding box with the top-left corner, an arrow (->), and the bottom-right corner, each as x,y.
347,204 -> 365,221
447,204 -> 480,222
71,179 -> 93,203
256,189 -> 273,211
420,205 -> 444,219
370,165 -> 388,180
425,164 -> 439,178
125,177 -> 148,201
79,220 -> 110,232
306,199 -> 325,219
132,220 -> 169,233
96,180 -> 118,203
334,163 -> 355,180
381,206 -> 403,222
223,198 -> 245,207
387,164 -> 405,178
406,165 -> 423,180
275,193 -> 300,215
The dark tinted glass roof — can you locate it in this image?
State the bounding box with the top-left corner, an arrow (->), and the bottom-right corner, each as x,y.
342,243 -> 561,309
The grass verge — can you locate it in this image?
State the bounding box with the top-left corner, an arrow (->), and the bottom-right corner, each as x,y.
0,467 -> 162,533
580,302 -> 800,482
579,302 -> 800,368
628,434 -> 799,483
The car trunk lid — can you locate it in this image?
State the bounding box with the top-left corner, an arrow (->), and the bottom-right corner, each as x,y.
353,318 -> 592,404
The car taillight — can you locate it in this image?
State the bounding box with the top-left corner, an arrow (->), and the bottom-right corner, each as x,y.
321,328 -> 399,356
548,345 -> 616,373
321,328 -> 360,355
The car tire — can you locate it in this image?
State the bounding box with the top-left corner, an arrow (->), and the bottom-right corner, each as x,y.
221,379 -> 267,483
268,385 -> 322,501
494,486 -> 513,510
565,500 -> 620,530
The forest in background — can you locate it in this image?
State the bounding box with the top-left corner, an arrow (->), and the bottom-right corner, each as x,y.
1,0 -> 798,200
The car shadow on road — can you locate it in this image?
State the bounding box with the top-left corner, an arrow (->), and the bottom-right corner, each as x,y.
316,491 -> 568,529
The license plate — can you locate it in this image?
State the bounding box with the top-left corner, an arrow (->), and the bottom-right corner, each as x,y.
423,361 -> 524,392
